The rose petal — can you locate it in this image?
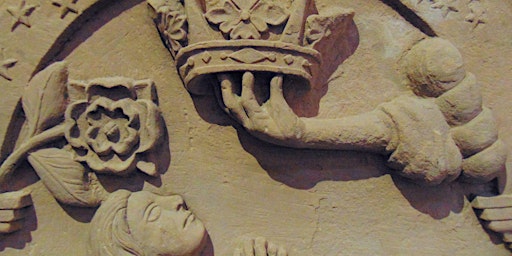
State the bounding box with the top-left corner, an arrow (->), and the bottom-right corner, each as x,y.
251,1 -> 288,26
135,100 -> 163,153
169,15 -> 187,41
89,135 -> 113,156
136,160 -> 158,177
112,127 -> 139,156
65,101 -> 89,148
205,0 -> 239,25
88,97 -> 115,111
86,77 -> 136,101
86,126 -> 100,140
85,152 -> 136,175
111,99 -> 137,117
250,15 -> 268,32
230,21 -> 260,39
65,101 -> 88,121
219,17 -> 242,34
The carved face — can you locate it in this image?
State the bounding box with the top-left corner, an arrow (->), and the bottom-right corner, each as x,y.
127,191 -> 206,256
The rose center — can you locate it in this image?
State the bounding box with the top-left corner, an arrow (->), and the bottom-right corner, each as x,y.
104,121 -> 121,142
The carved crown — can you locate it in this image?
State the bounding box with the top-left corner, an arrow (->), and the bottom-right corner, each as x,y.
148,0 -> 354,94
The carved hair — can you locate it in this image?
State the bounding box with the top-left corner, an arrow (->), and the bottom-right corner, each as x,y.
88,190 -> 144,256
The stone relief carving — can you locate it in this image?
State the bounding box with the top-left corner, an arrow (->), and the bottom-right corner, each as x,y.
465,0 -> 487,28
147,0 -> 505,186
0,61 -> 165,229
0,0 -> 511,254
148,0 -> 512,250
52,0 -> 80,19
6,0 -> 37,31
89,190 -> 207,256
0,61 -> 165,189
0,59 -> 290,255
409,0 -> 488,30
0,190 -> 31,234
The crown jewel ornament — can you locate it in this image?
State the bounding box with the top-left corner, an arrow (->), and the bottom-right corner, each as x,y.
148,0 -> 354,94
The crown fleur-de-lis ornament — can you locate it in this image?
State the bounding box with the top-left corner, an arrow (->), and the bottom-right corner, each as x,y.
147,0 -> 354,95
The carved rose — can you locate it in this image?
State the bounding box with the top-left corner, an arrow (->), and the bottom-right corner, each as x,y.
64,77 -> 162,176
205,0 -> 289,39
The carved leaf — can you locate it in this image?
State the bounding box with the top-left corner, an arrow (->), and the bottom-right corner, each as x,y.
22,61 -> 68,137
28,148 -> 102,207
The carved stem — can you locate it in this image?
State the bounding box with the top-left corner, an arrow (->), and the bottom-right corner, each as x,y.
0,123 -> 68,191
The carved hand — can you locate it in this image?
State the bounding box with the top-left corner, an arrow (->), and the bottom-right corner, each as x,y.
472,194 -> 512,249
233,237 -> 288,256
217,72 -> 305,146
0,190 -> 32,234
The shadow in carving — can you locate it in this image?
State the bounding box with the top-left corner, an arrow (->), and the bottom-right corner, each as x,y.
147,1 -> 512,249
0,62 -> 172,253
380,0 -> 437,37
391,175 -> 464,219
0,102 -> 25,164
236,128 -> 388,190
0,195 -> 36,251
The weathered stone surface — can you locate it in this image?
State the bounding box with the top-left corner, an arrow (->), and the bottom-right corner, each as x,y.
0,0 -> 511,255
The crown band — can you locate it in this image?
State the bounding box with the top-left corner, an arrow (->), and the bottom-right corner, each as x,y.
176,40 -> 321,94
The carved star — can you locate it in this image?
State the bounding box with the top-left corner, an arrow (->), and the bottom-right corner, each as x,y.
465,2 -> 487,29
431,0 -> 459,17
52,0 -> 80,19
0,49 -> 18,81
6,0 -> 38,31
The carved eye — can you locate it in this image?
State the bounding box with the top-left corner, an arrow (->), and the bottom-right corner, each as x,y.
145,203 -> 161,222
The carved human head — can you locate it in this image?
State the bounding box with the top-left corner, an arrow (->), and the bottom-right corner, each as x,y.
88,190 -> 207,256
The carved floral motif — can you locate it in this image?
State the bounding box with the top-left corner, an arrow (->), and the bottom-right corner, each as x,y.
52,0 -> 80,19
6,0 -> 38,31
154,2 -> 188,55
0,62 -> 165,198
65,78 -> 162,176
465,1 -> 487,29
205,0 -> 289,39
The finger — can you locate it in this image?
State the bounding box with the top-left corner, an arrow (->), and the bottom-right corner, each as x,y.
0,190 -> 32,210
0,208 -> 28,222
218,74 -> 250,126
487,220 -> 512,233
480,207 -> 512,221
269,75 -> 287,106
218,73 -> 241,111
472,195 -> 512,209
241,71 -> 262,118
0,220 -> 23,233
254,237 -> 268,256
243,238 -> 255,256
267,241 -> 278,256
